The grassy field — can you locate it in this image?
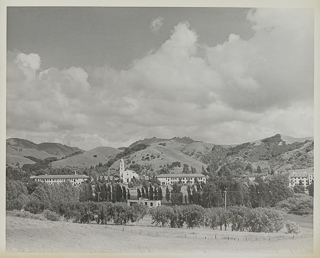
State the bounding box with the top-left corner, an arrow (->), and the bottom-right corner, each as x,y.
6,213 -> 313,253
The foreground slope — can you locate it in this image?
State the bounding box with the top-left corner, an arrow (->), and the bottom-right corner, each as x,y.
6,215 -> 313,253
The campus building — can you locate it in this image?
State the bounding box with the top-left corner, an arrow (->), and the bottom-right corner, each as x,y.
30,173 -> 89,187
288,167 -> 314,188
156,173 -> 206,185
120,159 -> 139,183
127,198 -> 161,207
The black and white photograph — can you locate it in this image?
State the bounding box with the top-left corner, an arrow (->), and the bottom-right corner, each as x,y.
3,0 -> 319,255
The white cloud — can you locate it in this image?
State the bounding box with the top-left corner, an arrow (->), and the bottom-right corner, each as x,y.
150,16 -> 164,33
6,9 -> 314,149
16,52 -> 41,70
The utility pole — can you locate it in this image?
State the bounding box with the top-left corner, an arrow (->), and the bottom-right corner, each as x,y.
224,189 -> 227,209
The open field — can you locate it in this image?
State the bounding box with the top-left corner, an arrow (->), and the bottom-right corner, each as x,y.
6,214 -> 313,253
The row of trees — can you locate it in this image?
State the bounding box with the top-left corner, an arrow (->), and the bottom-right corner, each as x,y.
6,179 -> 134,213
136,185 -> 163,201
165,173 -> 297,209
149,205 -> 285,233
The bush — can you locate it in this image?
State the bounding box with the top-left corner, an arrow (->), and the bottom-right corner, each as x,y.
204,206 -> 285,233
182,205 -> 205,228
170,206 -> 185,228
129,204 -> 148,223
42,209 -> 60,221
227,206 -> 248,231
112,202 -> 130,225
285,220 -> 300,234
24,199 -> 46,214
276,194 -> 313,215
6,194 -> 32,211
150,206 -> 174,227
245,207 -> 284,233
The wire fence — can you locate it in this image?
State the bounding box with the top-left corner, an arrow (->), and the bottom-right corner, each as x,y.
104,224 -> 307,242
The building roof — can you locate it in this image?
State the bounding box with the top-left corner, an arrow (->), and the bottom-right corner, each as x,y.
124,169 -> 138,174
31,174 -> 90,179
156,173 -> 205,178
289,167 -> 314,175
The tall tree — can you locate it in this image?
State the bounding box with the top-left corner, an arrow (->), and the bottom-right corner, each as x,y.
141,187 -> 145,198
127,189 -> 131,199
158,187 -> 163,201
115,184 -> 122,202
171,183 -> 183,205
182,164 -> 190,174
149,185 -> 154,200
165,186 -> 170,202
122,186 -> 127,200
307,180 -> 314,197
137,188 -> 141,199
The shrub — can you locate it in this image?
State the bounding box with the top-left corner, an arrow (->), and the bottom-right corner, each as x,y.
285,220 -> 300,234
227,206 -> 248,231
24,199 -> 46,214
262,208 -> 284,232
170,206 -> 185,228
149,206 -> 173,227
6,194 -> 32,211
42,209 -> 60,221
182,205 -> 205,228
129,204 -> 148,223
276,194 -> 313,215
204,208 -> 219,229
112,202 -> 130,225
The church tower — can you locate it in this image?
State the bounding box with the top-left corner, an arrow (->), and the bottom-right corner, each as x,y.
119,158 -> 125,180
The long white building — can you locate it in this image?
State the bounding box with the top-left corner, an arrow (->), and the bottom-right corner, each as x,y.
288,167 -> 314,188
30,173 -> 89,187
156,173 -> 206,185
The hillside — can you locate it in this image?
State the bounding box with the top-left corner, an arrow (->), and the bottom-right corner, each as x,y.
129,136 -> 196,148
109,143 -> 206,175
50,147 -> 122,169
6,134 -> 313,175
6,138 -> 83,168
37,142 -> 82,156
185,134 -> 314,173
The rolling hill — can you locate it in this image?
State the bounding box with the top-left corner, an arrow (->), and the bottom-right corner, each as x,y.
6,134 -> 313,176
109,143 -> 206,174
6,138 -> 83,168
183,134 -> 314,173
50,147 -> 122,169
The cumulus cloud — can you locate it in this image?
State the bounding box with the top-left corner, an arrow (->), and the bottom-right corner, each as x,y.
150,16 -> 164,33
6,9 -> 314,150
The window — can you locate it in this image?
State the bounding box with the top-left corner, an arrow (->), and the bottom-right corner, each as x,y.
150,203 -> 153,206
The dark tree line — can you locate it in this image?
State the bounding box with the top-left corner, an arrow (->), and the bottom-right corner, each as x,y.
136,185 -> 163,201
165,172 -> 295,209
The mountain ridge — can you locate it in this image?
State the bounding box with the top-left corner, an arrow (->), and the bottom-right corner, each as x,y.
6,134 -> 314,175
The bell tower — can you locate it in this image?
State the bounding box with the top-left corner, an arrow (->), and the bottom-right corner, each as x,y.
119,158 -> 125,180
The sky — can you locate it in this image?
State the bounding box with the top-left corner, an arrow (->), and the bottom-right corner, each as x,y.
6,7 -> 314,150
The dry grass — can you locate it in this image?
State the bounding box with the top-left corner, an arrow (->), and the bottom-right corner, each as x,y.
6,214 -> 313,253
51,147 -> 121,168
